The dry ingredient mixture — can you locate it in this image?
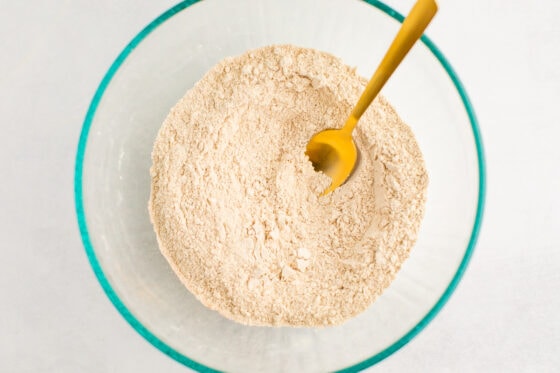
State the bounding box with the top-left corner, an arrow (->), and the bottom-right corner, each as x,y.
149,45 -> 428,327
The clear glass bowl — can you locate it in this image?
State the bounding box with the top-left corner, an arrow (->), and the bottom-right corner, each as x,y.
75,0 -> 485,371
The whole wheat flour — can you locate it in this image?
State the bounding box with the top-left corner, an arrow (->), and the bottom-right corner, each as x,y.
149,45 -> 428,327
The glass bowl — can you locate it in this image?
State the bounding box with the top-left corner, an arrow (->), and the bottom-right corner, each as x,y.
75,0 -> 485,371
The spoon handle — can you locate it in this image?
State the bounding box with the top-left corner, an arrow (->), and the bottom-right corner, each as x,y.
343,0 -> 438,133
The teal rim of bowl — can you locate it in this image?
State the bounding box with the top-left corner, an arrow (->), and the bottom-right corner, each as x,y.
74,1 -> 486,372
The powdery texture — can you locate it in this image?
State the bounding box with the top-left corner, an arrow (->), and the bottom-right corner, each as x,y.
149,45 -> 428,327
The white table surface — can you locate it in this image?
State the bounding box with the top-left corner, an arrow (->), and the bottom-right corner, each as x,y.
2,0 -> 559,371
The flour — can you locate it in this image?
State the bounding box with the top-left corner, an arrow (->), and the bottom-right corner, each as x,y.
149,45 -> 428,327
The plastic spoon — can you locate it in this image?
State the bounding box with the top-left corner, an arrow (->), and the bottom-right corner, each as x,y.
305,0 -> 438,195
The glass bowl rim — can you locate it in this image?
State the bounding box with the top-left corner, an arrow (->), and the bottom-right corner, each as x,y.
74,0 -> 486,371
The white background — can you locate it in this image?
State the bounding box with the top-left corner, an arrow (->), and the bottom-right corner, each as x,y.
1,0 -> 559,371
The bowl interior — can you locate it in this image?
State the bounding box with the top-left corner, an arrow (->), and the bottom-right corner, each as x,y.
77,0 -> 484,371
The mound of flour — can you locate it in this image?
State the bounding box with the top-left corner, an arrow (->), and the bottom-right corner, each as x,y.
149,45 -> 427,326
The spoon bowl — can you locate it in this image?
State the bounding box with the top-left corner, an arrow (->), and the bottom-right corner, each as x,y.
306,128 -> 358,195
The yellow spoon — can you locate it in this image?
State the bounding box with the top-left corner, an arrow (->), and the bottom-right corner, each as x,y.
306,0 -> 438,195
